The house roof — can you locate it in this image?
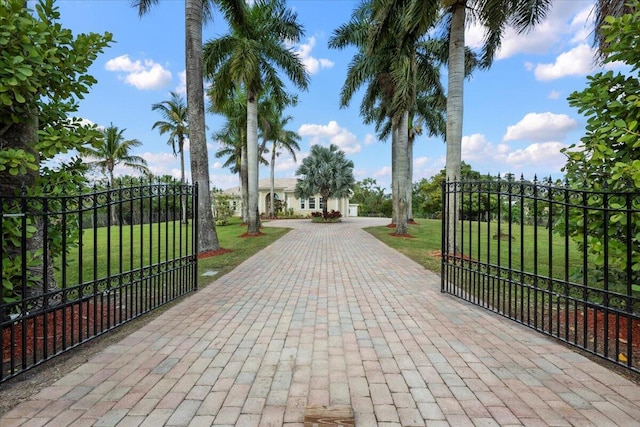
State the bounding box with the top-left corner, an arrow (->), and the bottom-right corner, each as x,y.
222,178 -> 298,196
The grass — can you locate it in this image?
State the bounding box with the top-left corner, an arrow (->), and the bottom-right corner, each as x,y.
55,217 -> 289,290
365,219 -> 442,272
197,218 -> 289,285
365,218 -> 584,281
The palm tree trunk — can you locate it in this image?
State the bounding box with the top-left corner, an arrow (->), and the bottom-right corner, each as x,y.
241,145 -> 249,223
407,135 -> 414,222
394,111 -> 409,235
186,0 -> 219,252
391,124 -> 398,225
246,94 -> 260,234
108,168 -> 118,226
445,1 -> 465,254
269,141 -> 276,217
179,140 -> 187,224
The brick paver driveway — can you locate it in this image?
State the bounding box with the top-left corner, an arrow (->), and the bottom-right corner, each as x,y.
2,218 -> 640,426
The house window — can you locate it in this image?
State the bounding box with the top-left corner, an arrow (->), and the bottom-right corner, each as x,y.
300,198 -> 305,209
319,197 -> 324,209
308,197 -> 316,209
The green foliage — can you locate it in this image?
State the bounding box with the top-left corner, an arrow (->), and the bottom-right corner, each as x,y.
350,178 -> 390,217
295,144 -> 355,216
0,0 -> 112,305
212,190 -> 235,224
562,2 -> 640,290
412,162 -> 486,218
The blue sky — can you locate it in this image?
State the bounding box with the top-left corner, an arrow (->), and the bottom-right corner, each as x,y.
44,0 -> 607,190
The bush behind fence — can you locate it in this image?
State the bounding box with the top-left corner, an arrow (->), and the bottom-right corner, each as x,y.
0,181 -> 198,382
442,177 -> 640,373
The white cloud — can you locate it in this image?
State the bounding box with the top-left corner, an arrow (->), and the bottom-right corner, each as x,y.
462,134 -> 509,162
275,154 -> 299,172
547,90 -> 561,100
413,156 -> 430,168
295,36 -> 334,75
140,152 -> 182,179
364,133 -> 376,145
176,70 -> 187,95
298,120 -> 362,154
468,3 -> 592,60
105,54 -> 172,90
505,141 -> 568,170
503,112 -> 577,142
534,44 -> 596,81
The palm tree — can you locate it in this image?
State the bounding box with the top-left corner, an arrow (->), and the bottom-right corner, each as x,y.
152,91 -> 189,222
83,124 -> 150,185
267,115 -> 300,217
133,0 -> 245,253
439,0 -> 551,252
295,144 -> 354,219
82,124 -> 151,225
152,92 -> 188,185
203,0 -> 309,235
329,0 -> 441,235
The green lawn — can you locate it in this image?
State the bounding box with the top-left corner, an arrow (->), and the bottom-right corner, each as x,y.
365,219 -> 442,273
57,217 -> 289,289
365,218 -> 584,281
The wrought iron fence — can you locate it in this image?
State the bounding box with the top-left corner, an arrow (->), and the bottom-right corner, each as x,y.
1,181 -> 198,382
442,177 -> 640,373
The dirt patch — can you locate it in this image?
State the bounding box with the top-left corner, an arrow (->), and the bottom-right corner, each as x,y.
389,233 -> 415,238
198,248 -> 233,259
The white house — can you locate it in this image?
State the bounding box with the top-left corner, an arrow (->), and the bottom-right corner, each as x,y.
222,178 -> 356,217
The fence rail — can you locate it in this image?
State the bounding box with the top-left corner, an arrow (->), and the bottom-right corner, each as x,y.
0,182 -> 198,382
441,178 -> 640,373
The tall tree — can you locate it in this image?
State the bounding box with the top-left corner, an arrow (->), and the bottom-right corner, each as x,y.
204,0 -> 309,235
295,144 -> 355,218
151,92 -> 188,186
152,91 -> 189,222
267,115 -> 300,217
592,0 -> 637,63
0,0 -> 111,306
82,124 -> 151,186
133,0 -> 245,253
441,0 -> 551,252
329,0 -> 441,235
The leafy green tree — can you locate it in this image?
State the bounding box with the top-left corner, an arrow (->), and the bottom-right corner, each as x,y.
562,3 -> 640,289
0,0 -> 112,306
204,0 -> 309,235
592,1 -> 637,63
413,162 -> 484,218
295,144 -> 355,218
350,178 -> 389,217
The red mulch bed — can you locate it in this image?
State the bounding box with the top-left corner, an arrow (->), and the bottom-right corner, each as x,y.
198,248 -> 233,259
559,307 -> 640,363
389,233 -> 415,238
2,300 -> 126,366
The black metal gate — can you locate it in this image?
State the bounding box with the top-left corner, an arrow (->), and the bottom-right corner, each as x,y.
1,181 -> 198,382
442,178 -> 640,373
